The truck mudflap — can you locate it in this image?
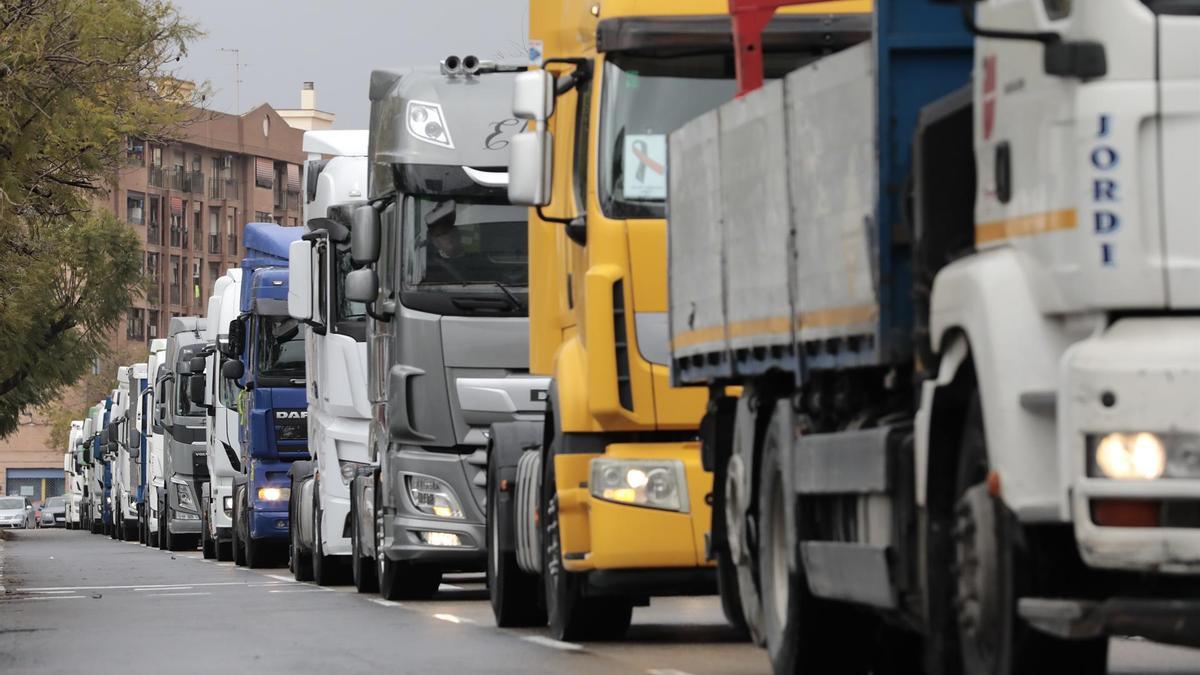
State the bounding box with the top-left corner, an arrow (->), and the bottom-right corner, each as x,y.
1019,597 -> 1200,649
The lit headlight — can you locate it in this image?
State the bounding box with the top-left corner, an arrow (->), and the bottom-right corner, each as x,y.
1088,432 -> 1200,480
589,459 -> 689,512
174,481 -> 197,511
405,474 -> 463,519
339,460 -> 370,483
257,486 -> 290,502
406,100 -> 453,149
222,496 -> 234,516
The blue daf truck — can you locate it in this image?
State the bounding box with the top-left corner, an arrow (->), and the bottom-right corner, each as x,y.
222,222 -> 308,568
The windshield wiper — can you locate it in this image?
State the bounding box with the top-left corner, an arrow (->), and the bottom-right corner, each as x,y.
486,281 -> 523,310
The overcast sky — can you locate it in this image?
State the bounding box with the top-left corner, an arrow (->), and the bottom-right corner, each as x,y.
170,0 -> 531,129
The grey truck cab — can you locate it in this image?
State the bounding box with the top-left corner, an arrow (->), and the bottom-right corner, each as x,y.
346,59 -> 548,599
157,316 -> 208,550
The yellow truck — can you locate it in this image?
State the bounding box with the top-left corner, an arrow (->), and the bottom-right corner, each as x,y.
486,0 -> 871,641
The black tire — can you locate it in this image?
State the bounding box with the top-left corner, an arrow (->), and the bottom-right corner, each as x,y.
945,393 -> 1107,675
216,537 -> 233,562
157,496 -> 167,550
233,501 -> 246,566
311,480 -> 342,586
375,476 -> 441,600
487,448 -> 545,627
350,488 -> 378,593
291,485 -> 313,581
541,419 -> 632,641
757,419 -> 871,675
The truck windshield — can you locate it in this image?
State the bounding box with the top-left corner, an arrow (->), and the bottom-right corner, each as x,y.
598,52 -> 807,219
401,196 -> 528,296
255,316 -> 305,381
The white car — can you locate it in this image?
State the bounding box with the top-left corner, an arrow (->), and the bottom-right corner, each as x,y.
0,496 -> 36,529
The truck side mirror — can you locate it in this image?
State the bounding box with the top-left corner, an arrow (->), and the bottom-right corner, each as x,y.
344,268 -> 379,304
513,69 -> 555,122
508,130 -> 553,207
351,205 -> 381,265
129,429 -> 142,448
226,317 -> 245,357
188,373 -> 206,406
509,69 -> 556,207
288,239 -> 314,322
189,356 -> 206,374
222,359 -> 244,382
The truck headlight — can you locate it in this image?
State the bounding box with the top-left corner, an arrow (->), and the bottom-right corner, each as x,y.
1086,432 -> 1200,480
174,481 -> 197,510
590,459 -> 689,513
339,460 -> 371,483
405,474 -> 463,519
406,100 -> 453,149
222,496 -> 234,515
257,486 -> 290,502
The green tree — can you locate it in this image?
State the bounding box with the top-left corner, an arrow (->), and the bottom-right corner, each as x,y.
0,0 -> 199,438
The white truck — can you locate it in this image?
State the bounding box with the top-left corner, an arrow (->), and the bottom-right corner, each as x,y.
106,366 -> 137,540
64,420 -> 84,529
667,1 -> 1200,673
194,269 -> 243,560
286,129 -> 372,584
143,338 -> 168,547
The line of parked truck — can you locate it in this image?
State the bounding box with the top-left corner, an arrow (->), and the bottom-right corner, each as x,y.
55,0 -> 1200,672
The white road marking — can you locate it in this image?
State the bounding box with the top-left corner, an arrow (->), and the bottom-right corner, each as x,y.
27,590 -> 77,595
648,670 -> 697,675
521,635 -> 585,652
134,586 -> 192,592
268,588 -> 331,594
11,595 -> 85,601
19,581 -> 248,592
247,582 -> 288,587
147,592 -> 210,597
369,598 -> 404,608
432,613 -> 473,624
265,574 -> 295,583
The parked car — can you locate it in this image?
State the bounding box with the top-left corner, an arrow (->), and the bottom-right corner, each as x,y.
40,496 -> 67,528
0,496 -> 36,529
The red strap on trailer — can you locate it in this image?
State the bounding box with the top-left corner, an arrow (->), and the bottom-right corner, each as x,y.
729,0 -> 832,97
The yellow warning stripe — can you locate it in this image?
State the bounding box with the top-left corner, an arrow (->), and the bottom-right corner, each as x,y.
670,304 -> 879,352
975,208 -> 1076,244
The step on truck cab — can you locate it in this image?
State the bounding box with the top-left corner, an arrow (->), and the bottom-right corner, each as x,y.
221,222 -> 308,568
286,129 -> 372,584
497,0 -> 869,639
344,62 -> 548,599
157,317 -> 208,551
193,269 -> 242,560
64,421 -> 84,529
667,1 -> 1200,672
143,338 -> 168,547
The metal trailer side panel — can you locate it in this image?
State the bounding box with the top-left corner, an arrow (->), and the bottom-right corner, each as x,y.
721,80 -> 795,355
785,43 -> 880,352
667,110 -> 727,370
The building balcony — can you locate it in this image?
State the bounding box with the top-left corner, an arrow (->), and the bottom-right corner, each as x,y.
148,166 -> 165,189
208,234 -> 221,255
169,284 -> 181,305
189,171 -> 205,195
147,224 -> 161,245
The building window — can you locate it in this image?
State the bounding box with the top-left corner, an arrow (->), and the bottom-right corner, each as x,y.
208,262 -> 221,297
148,310 -> 159,339
170,255 -> 181,305
193,203 -> 203,250
255,157 -> 273,189
227,211 -> 238,253
146,252 -> 160,280
170,197 -> 183,247
126,191 -> 145,226
192,260 -> 203,307
147,195 -> 161,244
255,211 -> 271,223
209,207 -> 221,254
127,137 -> 145,165
127,308 -> 145,341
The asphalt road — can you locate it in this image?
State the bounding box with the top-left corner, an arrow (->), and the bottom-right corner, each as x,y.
0,528 -> 1198,675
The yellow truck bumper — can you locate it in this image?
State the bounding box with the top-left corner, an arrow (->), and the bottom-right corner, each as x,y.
554,441 -> 713,573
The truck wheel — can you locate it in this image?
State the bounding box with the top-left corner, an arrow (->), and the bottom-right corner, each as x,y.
233,509 -> 246,566
311,480 -> 342,586
350,489 -> 378,593
757,411 -> 868,674
157,497 -> 167,550
949,393 -> 1107,675
541,433 -> 632,641
291,486 -> 313,581
487,448 -> 545,627
201,509 -> 216,559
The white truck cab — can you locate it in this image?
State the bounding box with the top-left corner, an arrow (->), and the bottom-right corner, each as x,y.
64,421 -> 84,529
199,268 -> 243,560
286,129 -> 372,583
